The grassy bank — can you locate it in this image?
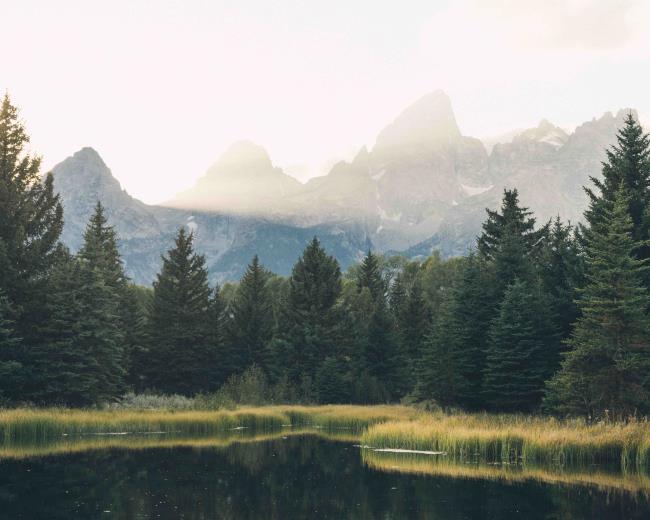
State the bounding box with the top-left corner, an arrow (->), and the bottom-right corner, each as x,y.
0,405 -> 415,442
361,413 -> 650,472
1,405 -> 648,475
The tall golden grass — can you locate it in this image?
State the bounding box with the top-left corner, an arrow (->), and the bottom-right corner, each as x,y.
2,405 -> 648,477
361,413 -> 650,472
0,405 -> 414,442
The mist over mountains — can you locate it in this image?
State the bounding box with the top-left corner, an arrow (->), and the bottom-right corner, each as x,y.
51,91 -> 634,284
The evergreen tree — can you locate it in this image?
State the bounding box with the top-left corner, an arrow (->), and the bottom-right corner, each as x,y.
362,300 -> 407,401
449,254 -> 497,409
389,273 -> 407,319
478,189 -> 546,291
417,295 -> 467,407
78,202 -> 133,394
357,250 -> 384,301
0,95 -> 64,399
397,280 -> 430,367
147,228 -> 214,395
279,238 -> 343,384
584,113 -> 650,282
78,201 -> 127,289
483,279 -> 559,412
0,292 -> 21,398
30,255 -> 125,406
538,217 -> 583,340
227,255 -> 274,374
122,284 -> 150,391
546,187 -> 650,417
315,356 -> 350,404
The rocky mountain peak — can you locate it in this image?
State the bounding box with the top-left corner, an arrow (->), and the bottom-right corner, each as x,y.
51,147 -> 122,193
211,140 -> 274,177
373,90 -> 461,157
513,119 -> 569,148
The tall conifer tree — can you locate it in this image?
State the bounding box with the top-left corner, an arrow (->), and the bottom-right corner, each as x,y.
0,95 -> 64,399
546,187 -> 650,416
482,279 -> 558,412
147,228 -> 214,395
227,255 -> 274,374
278,238 -> 343,384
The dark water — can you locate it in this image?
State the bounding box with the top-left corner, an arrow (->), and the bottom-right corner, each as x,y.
0,435 -> 648,519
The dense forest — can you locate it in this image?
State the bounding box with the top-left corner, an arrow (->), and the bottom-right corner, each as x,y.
1,94 -> 649,417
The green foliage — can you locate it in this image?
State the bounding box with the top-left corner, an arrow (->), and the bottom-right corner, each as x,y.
537,218 -> 583,340
28,254 -> 125,406
483,279 -> 559,412
0,94 -> 64,399
0,293 -> 21,400
396,280 -> 430,367
478,188 -> 547,292
3,95 -> 648,415
277,237 -> 343,383
362,301 -> 407,401
448,254 -> 497,409
546,187 -> 650,417
226,255 -> 274,375
356,250 -> 385,301
416,295 -> 468,407
315,356 -> 350,404
584,114 -> 650,267
146,228 -> 216,395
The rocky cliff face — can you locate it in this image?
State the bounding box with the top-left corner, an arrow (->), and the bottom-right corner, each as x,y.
51,95 -> 637,283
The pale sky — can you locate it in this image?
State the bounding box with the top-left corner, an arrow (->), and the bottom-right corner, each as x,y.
3,0 -> 650,204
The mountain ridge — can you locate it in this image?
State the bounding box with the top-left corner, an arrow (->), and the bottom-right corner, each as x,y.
50,93 -> 638,283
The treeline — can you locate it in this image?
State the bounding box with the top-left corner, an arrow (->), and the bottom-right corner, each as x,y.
1,94 -> 649,416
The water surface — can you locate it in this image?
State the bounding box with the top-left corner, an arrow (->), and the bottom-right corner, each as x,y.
0,434 -> 648,519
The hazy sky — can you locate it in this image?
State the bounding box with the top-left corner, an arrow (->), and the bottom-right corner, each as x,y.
3,0 -> 650,203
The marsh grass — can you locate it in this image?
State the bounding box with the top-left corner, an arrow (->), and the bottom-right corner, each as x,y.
0,407 -> 288,442
0,405 -> 413,443
1,405 -> 648,477
280,405 -> 419,432
361,413 -> 650,473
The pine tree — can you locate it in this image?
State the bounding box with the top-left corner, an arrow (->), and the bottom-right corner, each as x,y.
122,284 -> 149,391
206,285 -> 227,390
78,201 -> 127,289
30,255 -> 125,406
449,253 -> 497,409
584,113 -> 650,275
417,295 -> 467,407
357,250 -> 384,301
0,292 -> 21,398
546,187 -> 650,417
227,255 -> 274,374
0,95 -> 64,399
147,228 -> 214,395
389,273 -> 407,319
483,279 -> 559,412
77,203 -> 130,396
315,356 -> 350,404
362,300 -> 407,401
537,217 -> 583,340
279,238 -> 343,384
478,189 -> 546,291
397,280 -> 430,367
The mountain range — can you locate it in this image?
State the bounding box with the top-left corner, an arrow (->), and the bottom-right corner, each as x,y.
50,91 -> 635,284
